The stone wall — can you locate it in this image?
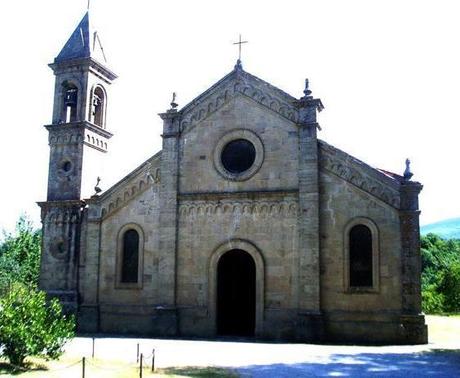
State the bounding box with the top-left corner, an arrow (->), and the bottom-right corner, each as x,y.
179,96 -> 299,193
78,156 -> 162,334
318,169 -> 406,342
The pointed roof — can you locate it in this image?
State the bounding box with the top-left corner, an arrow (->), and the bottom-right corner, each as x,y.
55,12 -> 107,64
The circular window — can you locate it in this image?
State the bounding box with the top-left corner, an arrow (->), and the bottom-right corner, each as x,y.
50,239 -> 67,260
221,139 -> 256,174
213,129 -> 264,181
62,161 -> 72,172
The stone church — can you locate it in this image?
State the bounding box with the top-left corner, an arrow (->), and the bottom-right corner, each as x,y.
38,11 -> 427,344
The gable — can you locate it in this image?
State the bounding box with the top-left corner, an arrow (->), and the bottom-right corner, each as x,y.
94,152 -> 161,220
319,141 -> 402,209
179,68 -> 300,135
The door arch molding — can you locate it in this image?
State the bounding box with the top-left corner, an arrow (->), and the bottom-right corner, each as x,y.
208,239 -> 265,336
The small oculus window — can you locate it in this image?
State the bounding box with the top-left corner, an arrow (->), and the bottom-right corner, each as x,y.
62,161 -> 72,172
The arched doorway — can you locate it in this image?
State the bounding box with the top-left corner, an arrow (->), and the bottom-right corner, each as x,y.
217,249 -> 256,336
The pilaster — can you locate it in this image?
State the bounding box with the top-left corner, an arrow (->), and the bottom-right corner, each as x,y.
399,178 -> 427,344
157,109 -> 181,313
399,181 -> 423,314
76,200 -> 102,332
295,83 -> 324,321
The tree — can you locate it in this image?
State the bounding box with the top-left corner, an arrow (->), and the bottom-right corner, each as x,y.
0,284 -> 74,367
0,216 -> 41,294
439,262 -> 460,312
421,233 -> 460,314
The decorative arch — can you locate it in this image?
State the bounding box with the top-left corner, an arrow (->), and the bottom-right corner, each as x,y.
343,217 -> 380,293
116,223 -> 144,289
208,239 -> 265,336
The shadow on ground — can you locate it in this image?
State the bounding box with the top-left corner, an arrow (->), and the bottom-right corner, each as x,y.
0,361 -> 47,376
158,366 -> 239,377
237,350 -> 460,377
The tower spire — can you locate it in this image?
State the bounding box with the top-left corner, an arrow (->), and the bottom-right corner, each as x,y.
54,10 -> 107,64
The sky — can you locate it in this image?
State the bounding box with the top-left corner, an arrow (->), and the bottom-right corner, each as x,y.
0,0 -> 459,233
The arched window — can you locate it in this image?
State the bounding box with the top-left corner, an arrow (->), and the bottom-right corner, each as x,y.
91,86 -> 106,128
349,225 -> 373,287
121,229 -> 139,283
62,81 -> 78,123
344,218 -> 379,292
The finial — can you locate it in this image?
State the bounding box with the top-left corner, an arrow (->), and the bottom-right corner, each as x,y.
403,158 -> 413,181
94,176 -> 102,195
87,0 -> 91,10
303,78 -> 312,98
235,59 -> 243,70
170,92 -> 178,110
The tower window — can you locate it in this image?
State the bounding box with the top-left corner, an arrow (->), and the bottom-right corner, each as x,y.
121,229 -> 139,283
62,82 -> 78,123
349,225 -> 373,287
61,161 -> 72,173
91,86 -> 106,127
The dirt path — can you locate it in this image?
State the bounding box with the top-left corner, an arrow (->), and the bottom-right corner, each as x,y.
3,315 -> 459,377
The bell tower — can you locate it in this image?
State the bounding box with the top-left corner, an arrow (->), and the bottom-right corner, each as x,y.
46,11 -> 117,201
38,11 -> 117,310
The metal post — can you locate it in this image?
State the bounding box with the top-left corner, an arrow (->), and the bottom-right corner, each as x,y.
82,357 -> 86,378
151,348 -> 155,372
92,337 -> 95,358
139,353 -> 143,378
136,343 -> 139,362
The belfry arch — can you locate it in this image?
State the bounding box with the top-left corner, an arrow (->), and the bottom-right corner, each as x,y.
208,239 -> 265,337
90,84 -> 107,128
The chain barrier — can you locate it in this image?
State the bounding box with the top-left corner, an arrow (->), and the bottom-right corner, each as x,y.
3,342 -> 156,376
47,359 -> 82,371
141,348 -> 156,373
86,358 -> 134,372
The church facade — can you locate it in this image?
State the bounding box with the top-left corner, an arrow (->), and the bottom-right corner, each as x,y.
38,12 -> 427,344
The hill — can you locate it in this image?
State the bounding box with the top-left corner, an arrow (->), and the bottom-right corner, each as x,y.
421,217 -> 460,239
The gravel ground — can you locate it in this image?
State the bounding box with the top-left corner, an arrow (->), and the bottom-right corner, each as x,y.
61,316 -> 460,377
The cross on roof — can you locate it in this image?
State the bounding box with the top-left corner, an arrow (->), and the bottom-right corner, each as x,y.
233,34 -> 248,62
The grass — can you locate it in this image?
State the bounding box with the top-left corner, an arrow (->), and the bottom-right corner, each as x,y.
155,367 -> 239,377
0,357 -> 239,377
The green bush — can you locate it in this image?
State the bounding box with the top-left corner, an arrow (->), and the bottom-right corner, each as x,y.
422,285 -> 445,314
0,284 -> 74,367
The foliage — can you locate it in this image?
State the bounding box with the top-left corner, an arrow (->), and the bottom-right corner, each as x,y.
0,216 -> 41,294
438,262 -> 460,313
0,284 -> 74,367
421,233 -> 460,314
421,285 -> 444,314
